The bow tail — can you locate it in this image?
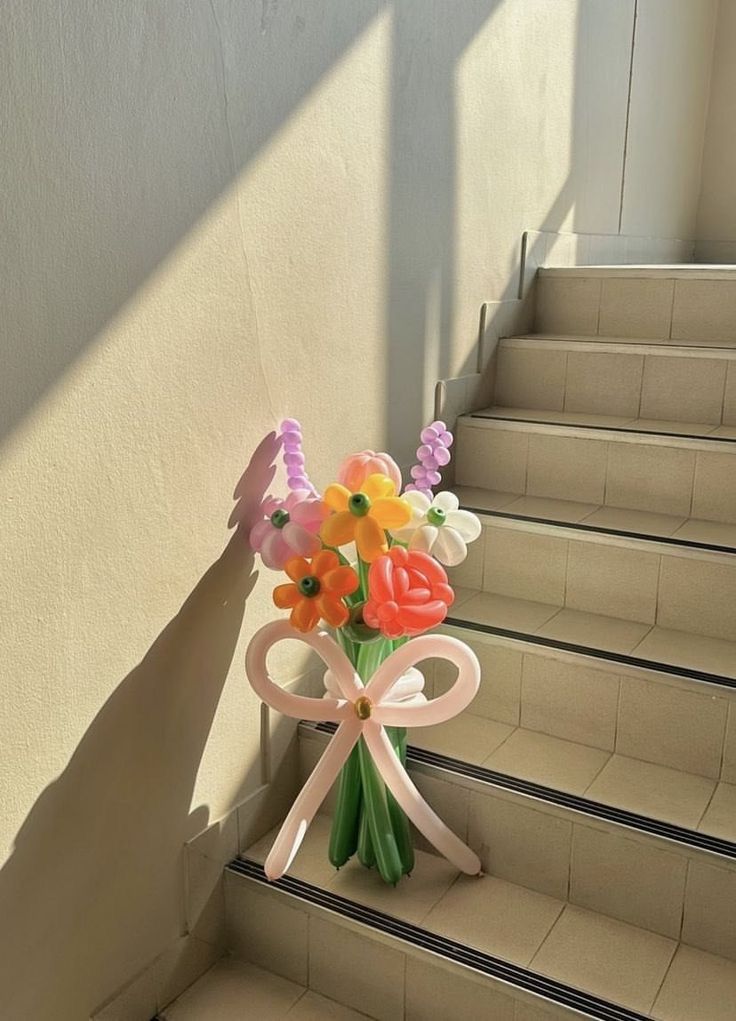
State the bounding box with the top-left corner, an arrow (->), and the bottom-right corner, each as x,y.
363,722 -> 482,877
263,719 -> 363,881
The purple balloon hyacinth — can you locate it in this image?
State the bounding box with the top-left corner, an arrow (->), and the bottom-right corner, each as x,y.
280,418 -> 319,497
404,419 -> 453,498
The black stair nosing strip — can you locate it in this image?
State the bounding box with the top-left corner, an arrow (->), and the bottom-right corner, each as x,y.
229,857 -> 649,1021
469,412 -> 736,444
458,505 -> 736,556
444,614 -> 736,692
304,721 -> 736,861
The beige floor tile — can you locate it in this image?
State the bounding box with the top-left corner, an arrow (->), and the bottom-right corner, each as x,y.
724,706 -> 736,783
536,276 -> 602,335
692,450 -> 736,524
162,959 -> 303,1021
513,1000 -> 575,1021
640,355 -> 727,424
483,728 -> 610,795
503,494 -> 600,523
453,485 -> 522,512
498,408 -> 636,428
309,916 -> 404,1021
672,279 -> 736,343
449,585 -> 478,611
683,861 -> 736,962
287,991 -> 372,1020
581,505 -> 686,537
565,540 -> 660,624
598,277 -> 674,339
723,363 -> 736,426
631,419 -> 717,436
699,782 -> 736,842
536,608 -> 652,654
246,815 -> 337,888
632,626 -> 736,679
673,517 -> 736,547
405,956 -> 516,1021
658,555 -> 736,642
605,442 -> 696,517
455,425 -> 529,493
526,433 -> 608,504
570,824 -> 687,938
651,945 -> 736,1021
483,526 -> 568,605
521,654 -> 619,750
710,424 -> 736,439
424,874 -> 564,966
616,676 -> 728,779
565,350 -> 643,418
409,771 -> 469,854
446,538 -> 484,591
410,713 -> 515,764
457,591 -> 561,633
329,847 -> 458,924
531,906 -> 676,1013
585,754 -> 716,829
224,876 -> 309,985
495,346 -> 568,411
468,790 -> 572,899
436,638 -> 522,725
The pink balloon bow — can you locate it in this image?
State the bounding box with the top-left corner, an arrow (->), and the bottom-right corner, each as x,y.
246,620 -> 483,881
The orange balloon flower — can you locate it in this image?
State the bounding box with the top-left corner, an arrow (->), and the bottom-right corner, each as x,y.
320,473 -> 412,562
273,550 -> 360,632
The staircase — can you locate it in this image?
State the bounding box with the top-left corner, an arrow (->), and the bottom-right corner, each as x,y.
163,267 -> 736,1020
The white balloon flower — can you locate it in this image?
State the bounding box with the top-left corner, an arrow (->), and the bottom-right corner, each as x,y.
391,491 -> 482,566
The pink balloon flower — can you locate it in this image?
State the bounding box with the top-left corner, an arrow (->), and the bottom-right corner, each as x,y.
338,450 -> 402,493
363,546 -> 455,639
250,491 -> 329,570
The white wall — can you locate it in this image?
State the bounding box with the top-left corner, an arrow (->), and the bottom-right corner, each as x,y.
697,0 -> 736,260
0,2 -> 719,1017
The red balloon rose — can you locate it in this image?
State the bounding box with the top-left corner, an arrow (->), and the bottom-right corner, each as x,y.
364,546 -> 455,639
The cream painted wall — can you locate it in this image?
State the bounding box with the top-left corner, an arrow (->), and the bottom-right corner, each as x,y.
0,2 -> 719,1017
697,0 -> 736,255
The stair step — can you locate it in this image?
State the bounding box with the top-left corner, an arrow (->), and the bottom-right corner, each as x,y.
453,486 -> 736,552
475,407 -> 736,441
160,956 -> 369,1020
455,413 -> 736,526
495,336 -> 736,426
450,586 -> 736,685
447,513 -> 736,650
229,821 -> 736,1020
533,267 -> 736,344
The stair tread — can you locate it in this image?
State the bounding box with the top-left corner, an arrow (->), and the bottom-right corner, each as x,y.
411,716 -> 735,839
241,823 -> 736,1019
161,955 -> 369,1020
519,330 -> 736,349
453,486 -> 736,550
450,587 -> 736,680
471,405 -> 736,440
505,334 -> 736,358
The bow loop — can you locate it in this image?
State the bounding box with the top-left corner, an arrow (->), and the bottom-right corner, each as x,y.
245,620 -> 363,723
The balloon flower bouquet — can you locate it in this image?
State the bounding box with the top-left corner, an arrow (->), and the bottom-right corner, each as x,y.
245,418 -> 484,885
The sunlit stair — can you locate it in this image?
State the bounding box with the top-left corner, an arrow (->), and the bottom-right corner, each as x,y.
163,267 -> 736,1020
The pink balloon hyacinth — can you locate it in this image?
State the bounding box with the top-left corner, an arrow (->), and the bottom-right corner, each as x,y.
250,491 -> 329,570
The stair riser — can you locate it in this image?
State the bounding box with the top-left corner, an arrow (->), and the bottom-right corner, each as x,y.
432,626 -> 736,783
298,731 -> 736,961
495,340 -> 736,425
225,870 -> 580,1021
535,274 -> 736,345
455,419 -> 736,524
451,521 -> 736,643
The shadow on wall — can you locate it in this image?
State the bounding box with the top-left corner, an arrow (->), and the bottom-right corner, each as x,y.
0,434 -> 280,1020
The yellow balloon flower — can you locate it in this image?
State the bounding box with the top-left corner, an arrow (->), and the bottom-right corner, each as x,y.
320,473 -> 411,562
